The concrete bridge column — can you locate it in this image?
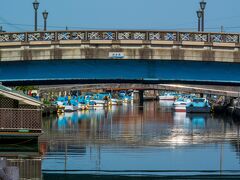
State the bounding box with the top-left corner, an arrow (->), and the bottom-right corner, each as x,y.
139,90 -> 144,106
230,97 -> 235,106
133,91 -> 139,102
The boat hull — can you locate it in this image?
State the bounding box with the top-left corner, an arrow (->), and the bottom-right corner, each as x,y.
186,106 -> 211,113
78,104 -> 88,110
159,96 -> 175,101
174,105 -> 186,112
64,105 -> 78,112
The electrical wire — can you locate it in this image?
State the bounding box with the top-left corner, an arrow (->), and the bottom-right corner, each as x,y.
1,17 -> 240,32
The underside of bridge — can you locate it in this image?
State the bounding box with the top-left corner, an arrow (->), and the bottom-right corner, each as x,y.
1,59 -> 240,86
37,84 -> 240,98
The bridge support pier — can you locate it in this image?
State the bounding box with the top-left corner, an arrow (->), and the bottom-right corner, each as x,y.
230,97 -> 235,106
139,90 -> 144,106
155,90 -> 159,97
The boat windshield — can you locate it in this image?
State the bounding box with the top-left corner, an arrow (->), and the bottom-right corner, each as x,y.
193,99 -> 205,103
177,98 -> 184,102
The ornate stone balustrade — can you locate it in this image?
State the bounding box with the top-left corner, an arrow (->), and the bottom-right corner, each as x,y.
0,30 -> 239,43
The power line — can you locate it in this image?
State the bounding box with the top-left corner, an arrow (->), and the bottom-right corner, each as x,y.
1,21 -> 240,32
0,17 -> 26,31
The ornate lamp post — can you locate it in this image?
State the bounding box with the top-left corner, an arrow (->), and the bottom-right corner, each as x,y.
200,0 -> 207,31
196,10 -> 202,32
42,10 -> 49,31
33,0 -> 40,31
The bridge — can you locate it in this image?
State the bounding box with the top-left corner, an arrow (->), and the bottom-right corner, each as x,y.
0,30 -> 240,62
1,30 -> 240,86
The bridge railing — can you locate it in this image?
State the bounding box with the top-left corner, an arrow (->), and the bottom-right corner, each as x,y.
0,108 -> 42,131
0,30 -> 239,43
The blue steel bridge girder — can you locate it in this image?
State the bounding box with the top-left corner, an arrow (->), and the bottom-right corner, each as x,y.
1,59 -> 240,86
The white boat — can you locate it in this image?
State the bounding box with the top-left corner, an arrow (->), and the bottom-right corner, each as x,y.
173,98 -> 191,112
92,100 -> 106,107
159,93 -> 176,101
78,103 -> 88,110
109,98 -> 121,106
159,100 -> 174,107
122,97 -> 133,104
64,105 -> 78,112
56,101 -> 66,114
57,101 -> 64,106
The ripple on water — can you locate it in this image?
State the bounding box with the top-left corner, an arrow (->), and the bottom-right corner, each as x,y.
40,101 -> 240,176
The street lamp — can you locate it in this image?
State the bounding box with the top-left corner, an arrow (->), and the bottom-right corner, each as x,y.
196,10 -> 202,32
42,10 -> 48,31
200,0 -> 207,31
0,26 -> 6,33
33,0 -> 40,31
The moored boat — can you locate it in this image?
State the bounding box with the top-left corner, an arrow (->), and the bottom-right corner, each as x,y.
64,105 -> 79,112
186,98 -> 211,113
159,92 -> 176,101
78,103 -> 88,110
173,97 -> 192,112
92,99 -> 106,107
109,98 -> 122,106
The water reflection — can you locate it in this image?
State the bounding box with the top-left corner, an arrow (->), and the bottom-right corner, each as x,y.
187,113 -> 208,129
0,142 -> 41,180
40,101 -> 240,176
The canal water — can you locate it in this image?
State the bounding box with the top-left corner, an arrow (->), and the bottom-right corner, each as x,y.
5,101 -> 240,179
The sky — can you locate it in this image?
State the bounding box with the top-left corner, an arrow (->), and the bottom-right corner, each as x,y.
0,0 -> 240,32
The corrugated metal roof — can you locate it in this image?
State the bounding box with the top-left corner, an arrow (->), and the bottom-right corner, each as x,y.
0,85 -> 42,107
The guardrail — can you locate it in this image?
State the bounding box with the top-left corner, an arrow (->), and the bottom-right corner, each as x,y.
0,30 -> 239,43
0,108 -> 42,131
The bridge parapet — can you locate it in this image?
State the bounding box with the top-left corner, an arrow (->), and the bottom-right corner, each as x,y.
0,30 -> 240,62
0,30 -> 239,44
